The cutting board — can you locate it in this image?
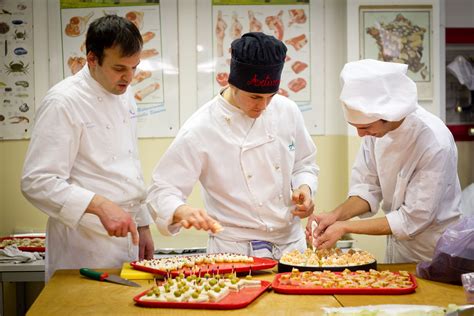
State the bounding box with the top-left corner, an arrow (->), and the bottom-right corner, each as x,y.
120,262 -> 155,280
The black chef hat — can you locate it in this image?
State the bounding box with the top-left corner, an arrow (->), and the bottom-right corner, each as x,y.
228,32 -> 287,94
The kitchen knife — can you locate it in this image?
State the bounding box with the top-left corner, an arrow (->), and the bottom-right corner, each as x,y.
80,268 -> 140,287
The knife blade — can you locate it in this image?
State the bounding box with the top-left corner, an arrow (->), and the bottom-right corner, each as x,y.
80,268 -> 140,287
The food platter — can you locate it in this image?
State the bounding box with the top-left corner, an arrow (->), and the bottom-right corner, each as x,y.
134,278 -> 271,309
0,236 -> 45,252
278,260 -> 377,273
272,270 -> 417,295
278,248 -> 377,272
131,254 -> 277,277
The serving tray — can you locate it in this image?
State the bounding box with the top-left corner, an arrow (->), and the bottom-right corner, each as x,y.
272,271 -> 417,295
133,280 -> 271,309
0,236 -> 45,252
131,256 -> 277,277
278,259 -> 377,273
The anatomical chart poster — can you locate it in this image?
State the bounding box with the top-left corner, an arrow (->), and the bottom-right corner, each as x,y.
60,0 -> 169,137
211,0 -> 311,105
359,6 -> 432,100
0,0 -> 34,140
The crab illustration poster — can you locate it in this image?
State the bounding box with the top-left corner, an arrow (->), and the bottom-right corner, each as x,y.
359,6 -> 432,99
59,0 -> 172,137
0,0 -> 34,140
211,0 -> 311,105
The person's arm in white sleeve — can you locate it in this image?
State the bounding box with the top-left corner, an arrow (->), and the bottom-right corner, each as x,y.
147,132 -> 221,235
386,147 -> 456,241
290,106 -> 319,219
21,98 -> 139,244
21,98 -> 94,228
347,137 -> 383,216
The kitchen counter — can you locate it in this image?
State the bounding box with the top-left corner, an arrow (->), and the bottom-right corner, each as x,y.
27,263 -> 466,316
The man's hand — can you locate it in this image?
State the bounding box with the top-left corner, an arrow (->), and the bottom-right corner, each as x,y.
291,184 -> 314,219
314,221 -> 347,249
138,226 -> 154,260
173,205 -> 223,234
86,195 -> 139,245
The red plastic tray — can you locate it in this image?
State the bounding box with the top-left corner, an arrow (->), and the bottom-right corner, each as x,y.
131,256 -> 277,277
0,236 -> 45,252
134,280 -> 271,309
272,272 -> 417,295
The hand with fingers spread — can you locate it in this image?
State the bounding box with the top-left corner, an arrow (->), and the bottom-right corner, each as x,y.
86,195 -> 139,245
138,225 -> 154,260
173,204 -> 223,234
290,184 -> 314,219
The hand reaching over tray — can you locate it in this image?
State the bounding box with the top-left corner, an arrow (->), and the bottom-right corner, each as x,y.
173,204 -> 223,234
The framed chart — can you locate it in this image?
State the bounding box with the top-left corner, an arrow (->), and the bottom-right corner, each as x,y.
196,0 -> 325,135
359,5 -> 433,100
48,0 -> 179,137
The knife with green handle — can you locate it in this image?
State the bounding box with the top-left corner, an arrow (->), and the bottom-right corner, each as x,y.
80,268 -> 140,287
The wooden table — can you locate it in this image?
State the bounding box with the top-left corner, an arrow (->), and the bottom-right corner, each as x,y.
27,264 -> 466,316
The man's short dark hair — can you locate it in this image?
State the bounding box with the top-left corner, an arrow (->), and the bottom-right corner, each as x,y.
86,14 -> 143,65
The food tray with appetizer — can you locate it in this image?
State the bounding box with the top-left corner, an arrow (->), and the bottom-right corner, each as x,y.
272,268 -> 417,295
0,236 -> 45,252
134,271 -> 271,309
131,253 -> 277,276
278,248 -> 377,272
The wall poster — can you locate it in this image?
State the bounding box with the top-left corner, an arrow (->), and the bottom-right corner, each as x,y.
197,0 -> 325,135
57,0 -> 179,137
359,5 -> 433,100
0,0 -> 34,140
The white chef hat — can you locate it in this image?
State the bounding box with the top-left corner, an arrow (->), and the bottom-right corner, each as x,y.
339,59 -> 418,124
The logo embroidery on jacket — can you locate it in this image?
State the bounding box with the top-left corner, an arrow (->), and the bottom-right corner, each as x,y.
288,141 -> 295,151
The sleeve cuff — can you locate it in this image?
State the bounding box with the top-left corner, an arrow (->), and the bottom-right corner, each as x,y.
147,198 -> 184,236
348,186 -> 380,219
59,185 -> 95,228
292,174 -> 318,196
386,210 -> 410,240
136,205 -> 154,227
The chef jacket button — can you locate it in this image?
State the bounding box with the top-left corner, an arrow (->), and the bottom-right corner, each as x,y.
130,203 -> 135,207
269,227 -> 274,232
129,149 -> 133,154
247,174 -> 253,179
106,124 -> 111,129
275,165 -> 280,170
268,134 -> 273,139
258,202 -> 263,207
98,97 -> 103,102
112,156 -> 117,160
279,194 -> 283,199
224,117 -> 231,123
123,119 -> 127,123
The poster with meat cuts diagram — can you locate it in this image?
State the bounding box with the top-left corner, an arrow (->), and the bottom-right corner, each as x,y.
0,0 -> 34,140
212,1 -> 311,103
59,0 -> 177,137
197,0 -> 325,135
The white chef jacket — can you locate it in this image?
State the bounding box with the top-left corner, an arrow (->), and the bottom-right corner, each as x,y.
21,66 -> 152,281
147,93 -> 319,246
350,106 -> 462,263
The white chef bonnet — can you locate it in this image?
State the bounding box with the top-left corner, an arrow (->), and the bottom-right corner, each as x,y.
339,59 -> 417,124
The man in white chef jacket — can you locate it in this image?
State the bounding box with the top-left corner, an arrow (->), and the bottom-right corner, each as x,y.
147,32 -> 319,259
21,15 -> 154,281
307,59 -> 462,263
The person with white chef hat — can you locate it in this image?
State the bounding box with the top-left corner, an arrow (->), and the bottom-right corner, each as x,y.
147,32 -> 319,259
21,15 -> 154,281
307,59 -> 462,263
